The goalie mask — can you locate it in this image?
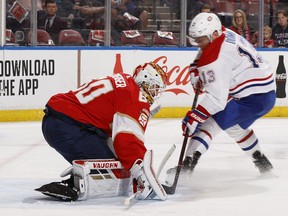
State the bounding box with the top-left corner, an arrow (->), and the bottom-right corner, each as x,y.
133,62 -> 167,105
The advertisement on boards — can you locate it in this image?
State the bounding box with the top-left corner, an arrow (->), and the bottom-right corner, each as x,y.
0,49 -> 287,111
0,50 -> 78,109
81,49 -> 198,108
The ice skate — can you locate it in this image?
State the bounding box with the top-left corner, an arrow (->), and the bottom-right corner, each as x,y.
166,151 -> 202,175
35,175 -> 78,201
252,150 -> 273,173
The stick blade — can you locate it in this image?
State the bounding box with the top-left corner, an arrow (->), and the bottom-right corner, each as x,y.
162,184 -> 176,195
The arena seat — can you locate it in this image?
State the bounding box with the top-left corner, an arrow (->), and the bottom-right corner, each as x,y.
27,29 -> 54,45
58,29 -> 86,46
6,29 -> 15,44
87,30 -> 114,46
121,30 -> 147,46
152,31 -> 178,46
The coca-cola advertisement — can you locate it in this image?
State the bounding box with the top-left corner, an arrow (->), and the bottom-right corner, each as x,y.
81,50 -> 197,107
2,49 -> 288,113
275,55 -> 287,98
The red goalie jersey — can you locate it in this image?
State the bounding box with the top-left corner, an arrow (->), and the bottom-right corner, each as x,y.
46,73 -> 150,170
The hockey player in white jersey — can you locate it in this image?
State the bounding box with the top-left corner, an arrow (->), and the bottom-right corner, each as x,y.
170,13 -> 276,176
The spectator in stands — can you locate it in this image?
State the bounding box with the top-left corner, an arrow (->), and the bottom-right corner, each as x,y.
272,10 -> 288,48
17,0 -> 44,11
230,9 -> 253,43
186,3 -> 213,47
187,0 -> 204,20
253,25 -> 275,48
200,3 -> 212,13
60,0 -> 107,29
59,0 -> 83,17
114,0 -> 148,30
18,0 -> 46,19
276,0 -> 288,12
126,0 -> 148,29
6,0 -> 45,32
38,0 -> 67,45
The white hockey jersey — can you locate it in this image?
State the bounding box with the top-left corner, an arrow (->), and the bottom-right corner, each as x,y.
196,28 -> 275,115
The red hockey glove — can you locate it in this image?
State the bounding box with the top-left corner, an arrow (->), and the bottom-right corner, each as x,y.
182,105 -> 210,137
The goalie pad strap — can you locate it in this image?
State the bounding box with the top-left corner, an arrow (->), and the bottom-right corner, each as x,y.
143,150 -> 167,200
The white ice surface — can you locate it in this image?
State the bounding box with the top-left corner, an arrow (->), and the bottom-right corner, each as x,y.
0,118 -> 288,216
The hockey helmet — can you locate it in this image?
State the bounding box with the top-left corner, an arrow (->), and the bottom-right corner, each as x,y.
133,62 -> 167,105
189,12 -> 222,42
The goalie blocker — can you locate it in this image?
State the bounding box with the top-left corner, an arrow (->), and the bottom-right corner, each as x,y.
35,150 -> 167,201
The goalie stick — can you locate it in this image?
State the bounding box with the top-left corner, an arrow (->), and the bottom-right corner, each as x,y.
124,144 -> 176,206
162,88 -> 200,195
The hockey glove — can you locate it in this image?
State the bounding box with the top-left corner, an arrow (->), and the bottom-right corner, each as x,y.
130,151 -> 167,201
182,105 -> 210,136
189,61 -> 199,86
130,159 -> 153,200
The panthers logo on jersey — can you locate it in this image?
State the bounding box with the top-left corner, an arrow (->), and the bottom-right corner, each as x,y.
138,110 -> 149,127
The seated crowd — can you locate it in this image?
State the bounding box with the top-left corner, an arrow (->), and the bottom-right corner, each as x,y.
5,0 -> 288,47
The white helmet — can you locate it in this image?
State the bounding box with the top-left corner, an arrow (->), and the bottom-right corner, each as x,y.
189,12 -> 222,42
133,62 -> 167,105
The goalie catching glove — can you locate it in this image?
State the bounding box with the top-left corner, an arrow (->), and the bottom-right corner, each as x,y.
182,105 -> 210,136
130,150 -> 167,200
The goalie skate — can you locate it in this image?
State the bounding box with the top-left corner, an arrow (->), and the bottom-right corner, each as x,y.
35,178 -> 78,202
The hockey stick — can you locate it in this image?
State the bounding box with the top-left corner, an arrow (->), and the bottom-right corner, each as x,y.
124,144 -> 176,206
156,144 -> 176,177
162,88 -> 200,195
124,191 -> 141,206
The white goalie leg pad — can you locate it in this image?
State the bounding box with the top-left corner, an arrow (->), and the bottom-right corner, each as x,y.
86,159 -> 131,197
71,159 -> 131,198
143,150 -> 167,200
72,160 -> 90,200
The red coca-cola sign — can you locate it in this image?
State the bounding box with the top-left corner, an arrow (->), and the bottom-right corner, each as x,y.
153,56 -> 190,95
113,53 -> 191,95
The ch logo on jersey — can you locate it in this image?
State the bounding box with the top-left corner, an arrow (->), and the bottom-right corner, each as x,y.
138,112 -> 148,127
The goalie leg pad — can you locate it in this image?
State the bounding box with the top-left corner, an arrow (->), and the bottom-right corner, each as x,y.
143,150 -> 167,200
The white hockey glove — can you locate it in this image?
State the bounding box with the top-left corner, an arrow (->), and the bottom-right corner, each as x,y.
189,61 -> 199,86
130,159 -> 152,200
130,150 -> 167,200
189,63 -> 204,93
